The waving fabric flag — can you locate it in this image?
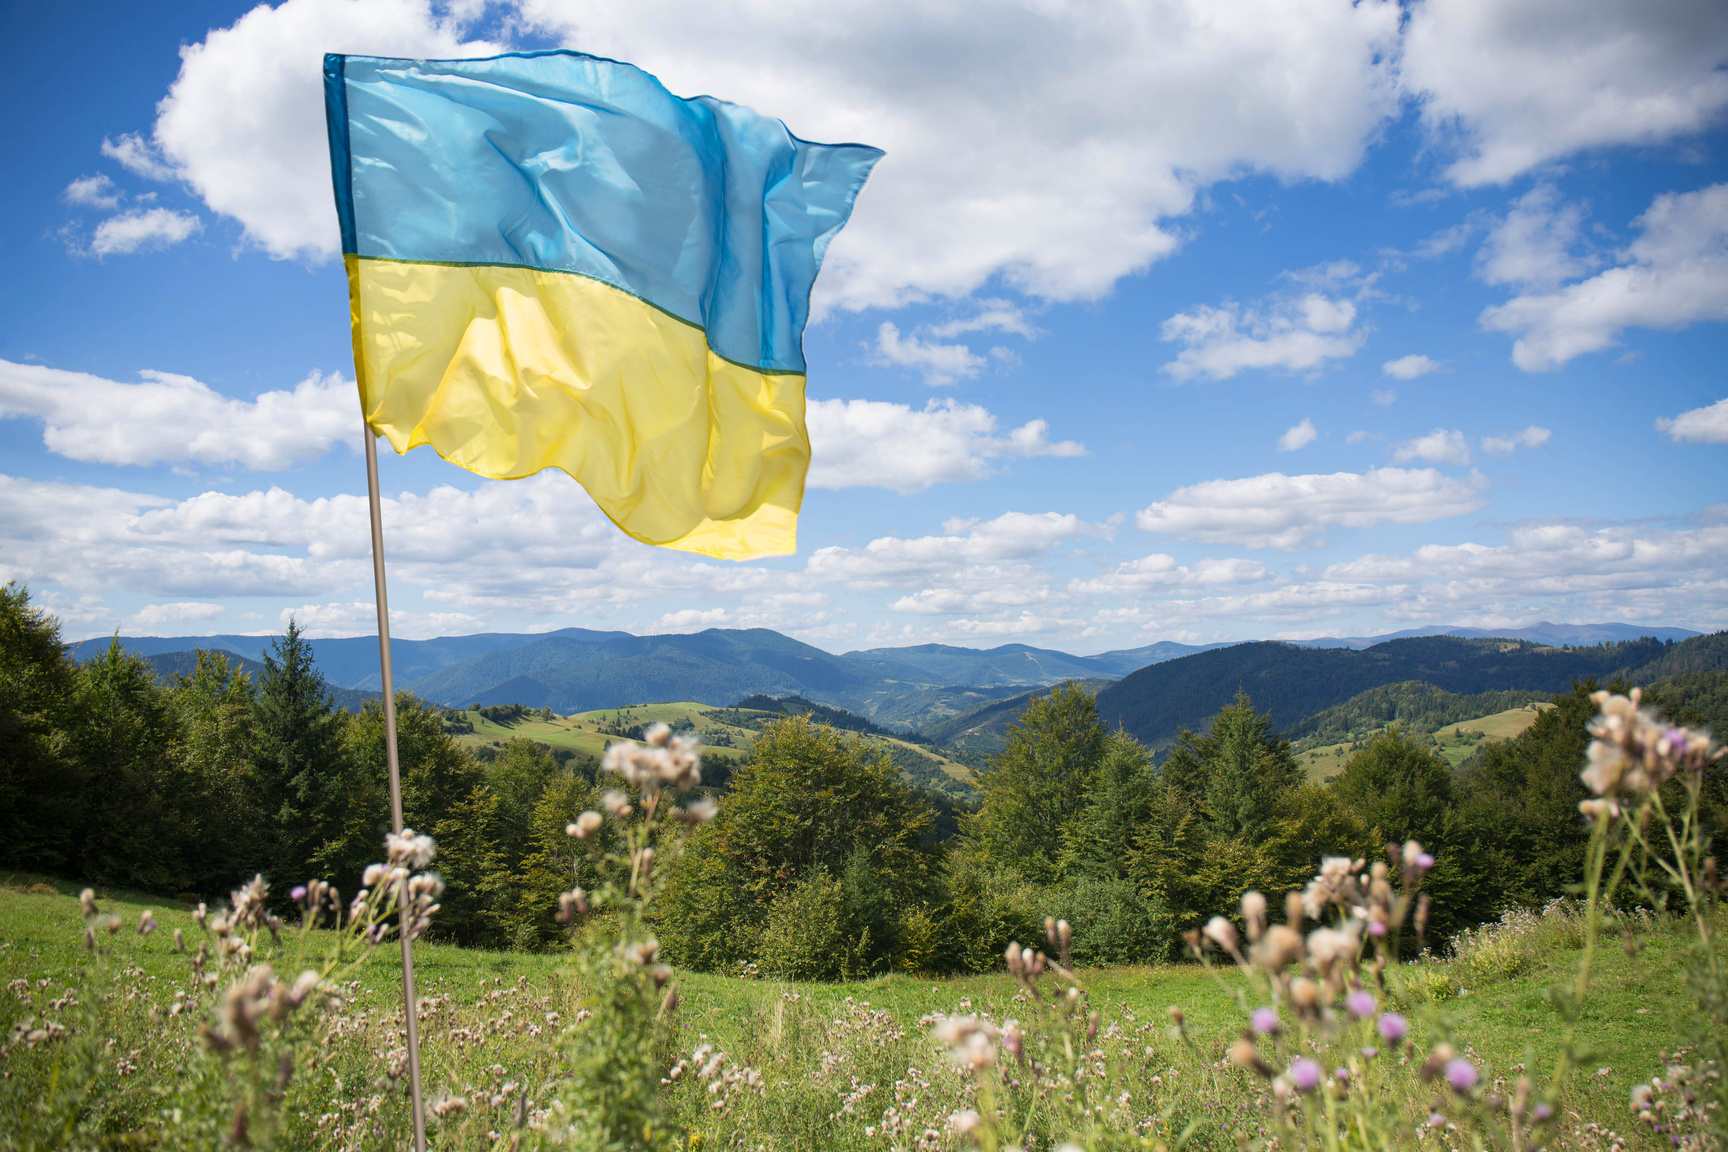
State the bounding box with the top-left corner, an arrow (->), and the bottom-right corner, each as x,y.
323,51 -> 882,559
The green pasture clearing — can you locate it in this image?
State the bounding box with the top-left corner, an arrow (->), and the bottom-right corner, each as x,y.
450,701 -> 975,786
1302,702 -> 1554,780
0,875 -> 1693,1149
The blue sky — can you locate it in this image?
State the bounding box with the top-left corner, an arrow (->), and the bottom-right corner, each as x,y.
2,0 -> 1725,652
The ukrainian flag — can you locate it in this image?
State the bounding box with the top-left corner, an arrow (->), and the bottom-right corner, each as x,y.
323,51 -> 882,559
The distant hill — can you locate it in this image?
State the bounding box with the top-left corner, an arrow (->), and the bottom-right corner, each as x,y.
918,678 -> 1114,754
1292,622 -> 1700,650
1284,681 -> 1551,750
1094,633 -> 1691,754
137,649 -> 382,713
72,623 -> 1714,735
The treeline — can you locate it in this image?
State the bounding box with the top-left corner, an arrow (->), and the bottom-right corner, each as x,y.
7,579 -> 1724,976
0,585 -> 606,948
1285,681 -> 1548,749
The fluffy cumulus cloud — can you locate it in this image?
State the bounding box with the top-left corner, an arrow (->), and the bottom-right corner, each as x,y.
1482,425 -> 1552,456
1160,293 -> 1364,382
806,398 -> 1083,494
868,323 -> 989,386
1480,182 -> 1728,370
88,208 -> 202,256
1136,467 -> 1486,551
1324,515 -> 1728,626
1277,419 -> 1319,452
1391,428 -> 1473,466
1658,397 -> 1728,444
1475,184 -> 1595,288
1381,355 -> 1439,380
64,175 -> 122,209
0,360 -> 356,469
1403,0 -> 1728,187
123,0 -> 1400,308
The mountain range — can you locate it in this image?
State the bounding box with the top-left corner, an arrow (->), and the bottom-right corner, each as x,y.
72,622 -> 1723,756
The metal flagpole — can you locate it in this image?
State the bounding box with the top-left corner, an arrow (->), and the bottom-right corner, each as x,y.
364,424 -> 429,1152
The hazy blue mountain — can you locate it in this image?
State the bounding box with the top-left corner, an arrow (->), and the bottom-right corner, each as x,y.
838,642 -> 1122,686
1289,622 -> 1700,650
136,649 -> 382,713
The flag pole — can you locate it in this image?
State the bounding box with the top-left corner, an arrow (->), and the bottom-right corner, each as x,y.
364,423 -> 429,1152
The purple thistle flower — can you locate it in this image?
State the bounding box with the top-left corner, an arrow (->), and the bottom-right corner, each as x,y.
1417,853 -> 1435,869
1445,1057 -> 1478,1093
1360,1046 -> 1379,1059
1377,1012 -> 1407,1043
290,885 -> 307,902
1289,1058 -> 1322,1093
1368,920 -> 1387,937
1251,1007 -> 1280,1034
1535,1103 -> 1553,1121
1346,990 -> 1376,1019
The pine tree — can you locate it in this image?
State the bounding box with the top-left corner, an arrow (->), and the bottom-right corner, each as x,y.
168,649 -> 266,893
0,583 -> 80,873
1161,690 -> 1302,842
432,784 -> 513,946
251,619 -> 350,893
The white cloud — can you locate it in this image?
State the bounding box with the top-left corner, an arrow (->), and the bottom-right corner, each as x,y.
922,300 -> 1038,340
1371,391 -> 1397,408
1481,425 -> 1552,456
64,175 -> 121,209
1161,293 -> 1364,382
148,0 -> 499,262
806,397 -> 1083,493
1381,355 -> 1439,380
1391,428 -> 1473,465
1277,419 -> 1319,452
134,0 -> 1401,309
807,511 -> 1094,588
1402,0 -> 1728,187
128,602 -> 226,630
1479,183 -> 1728,370
0,360 -> 355,469
1475,184 -> 1595,288
869,323 -> 988,386
89,208 -> 202,257
278,602 -> 484,638
1070,554 -> 1273,596
1658,397 -> 1728,444
101,133 -> 177,181
1135,467 -> 1486,550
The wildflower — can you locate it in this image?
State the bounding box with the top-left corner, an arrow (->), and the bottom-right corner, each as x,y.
1419,1042 -> 1456,1082
1203,916 -> 1239,953
1445,1057 -> 1478,1093
1288,1058 -> 1322,1093
1630,1084 -> 1655,1113
949,1109 -> 982,1135
79,889 -> 97,918
1253,925 -> 1302,972
1307,923 -> 1360,975
173,928 -> 184,952
556,888 -> 588,923
229,875 -> 271,931
601,790 -> 632,818
1289,977 -> 1321,1012
289,885 -> 307,902
1345,989 -> 1376,1019
1241,891 -> 1267,941
1251,1007 -> 1280,1035
678,797 -> 719,823
1376,1013 -> 1407,1044
138,910 -> 156,936
385,830 -> 436,869
568,810 -> 603,838
1001,1018 -> 1023,1058
1230,1039 -> 1272,1077
428,1093 -> 467,1120
603,727 -> 702,790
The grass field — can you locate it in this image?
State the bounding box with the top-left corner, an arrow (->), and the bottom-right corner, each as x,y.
0,873 -> 1698,1150
1301,703 -> 1554,781
450,702 -> 976,786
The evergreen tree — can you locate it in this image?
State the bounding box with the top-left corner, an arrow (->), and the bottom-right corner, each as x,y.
1160,690 -> 1302,841
970,681 -> 1108,883
514,768 -> 604,948
251,620 -> 350,893
70,641 -> 186,892
432,784 -> 513,946
168,649 -> 266,893
0,583 -> 80,873
1061,731 -> 1158,880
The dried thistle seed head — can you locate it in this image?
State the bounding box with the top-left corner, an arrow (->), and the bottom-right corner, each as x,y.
1241,891 -> 1267,941
1204,916 -> 1239,953
1285,891 -> 1304,930
79,889 -> 97,918
1289,977 -> 1321,1009
385,831 -> 436,869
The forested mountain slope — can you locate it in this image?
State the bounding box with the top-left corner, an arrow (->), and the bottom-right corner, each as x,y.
1094,634 -> 1684,753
